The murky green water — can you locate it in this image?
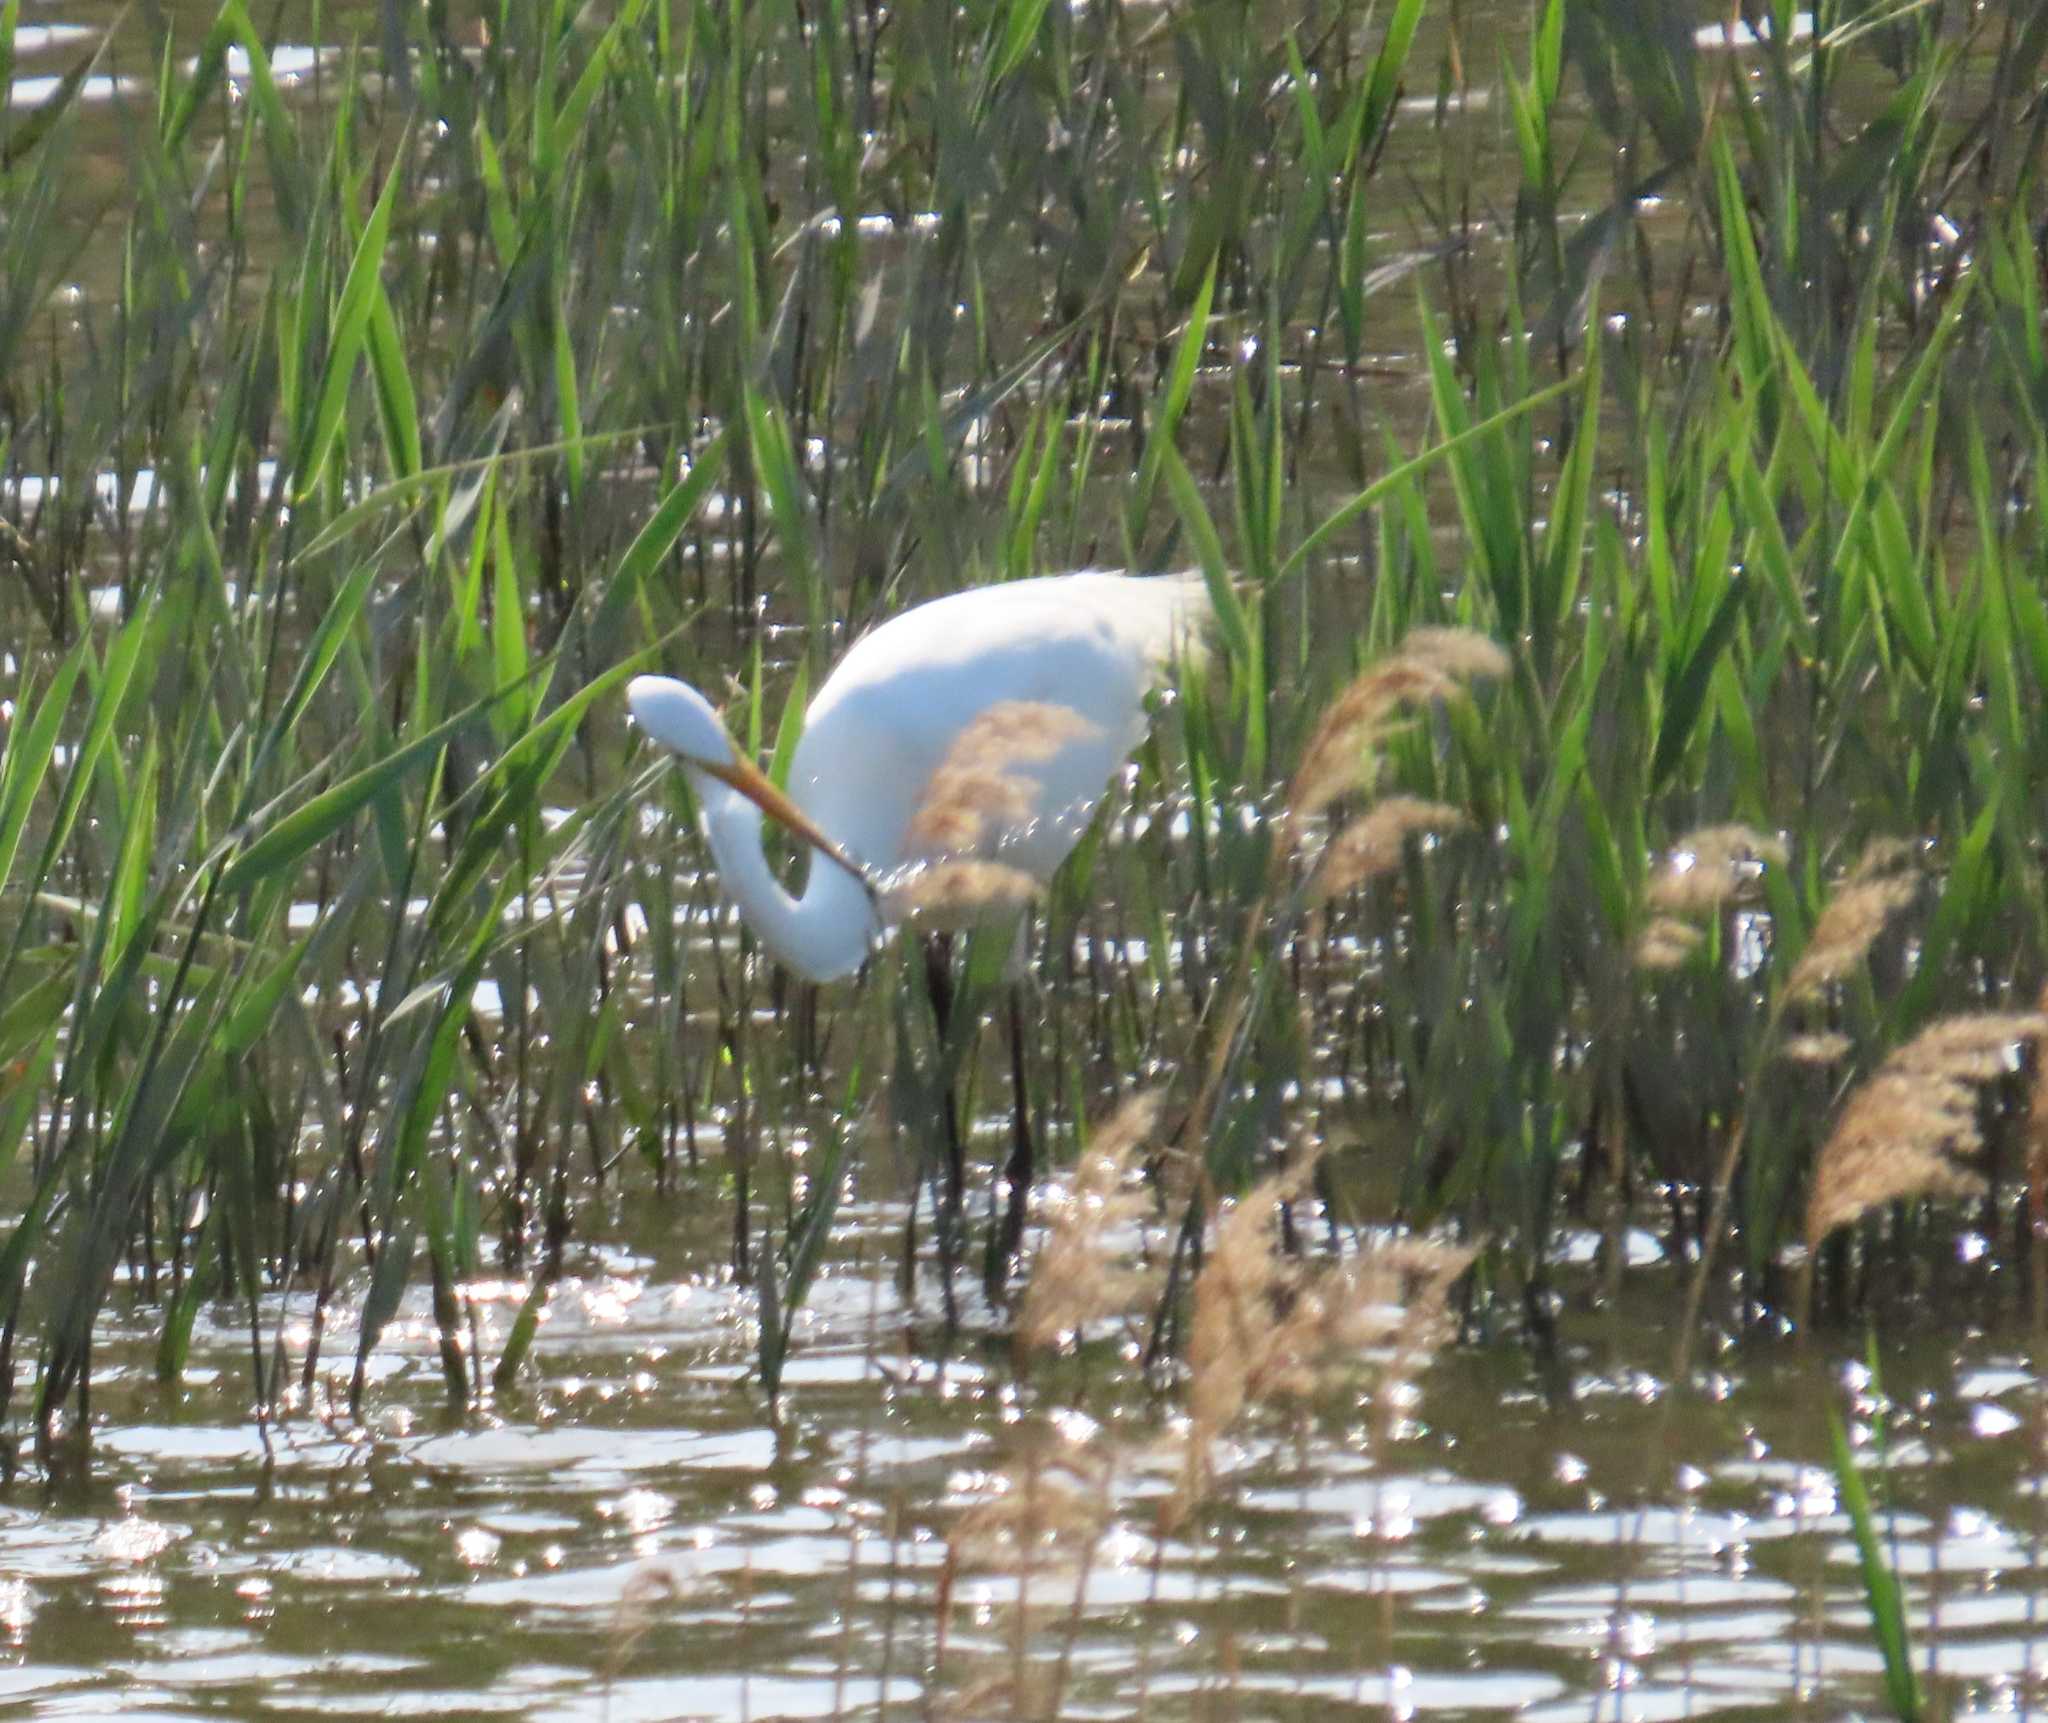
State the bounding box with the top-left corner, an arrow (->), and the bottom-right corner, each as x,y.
7,3 -> 2047,1718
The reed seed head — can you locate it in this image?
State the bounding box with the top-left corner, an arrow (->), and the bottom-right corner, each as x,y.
946,1433 -> 1115,1575
1306,796 -> 1466,906
1167,1148 -> 1471,1527
1848,837 -> 1919,880
1785,868 -> 1917,1004
605,1563 -> 686,1683
1646,824 -> 1788,918
938,1426 -> 1117,1702
1397,626 -> 1513,683
1634,915 -> 1703,971
1782,1031 -> 1853,1065
883,859 -> 1041,923
1016,1092 -> 1161,1351
904,701 -> 1100,860
1287,627 -> 1506,822
1180,1164 -> 1306,1497
1805,1010 -> 2048,1252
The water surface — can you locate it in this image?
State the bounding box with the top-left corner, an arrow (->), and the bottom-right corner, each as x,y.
6,1193 -> 2043,1720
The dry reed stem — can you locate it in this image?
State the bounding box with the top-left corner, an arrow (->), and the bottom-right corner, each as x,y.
940,1429 -> 1116,1689
1306,796 -> 1467,906
1016,1092 -> 1161,1351
2027,987 -> 2048,1323
904,701 -> 1100,859
1805,1010 -> 2048,1252
1167,1152 -> 1472,1528
1286,627 -> 1506,822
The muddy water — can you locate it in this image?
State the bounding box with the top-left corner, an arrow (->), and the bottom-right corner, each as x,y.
4,1188 -> 2043,1719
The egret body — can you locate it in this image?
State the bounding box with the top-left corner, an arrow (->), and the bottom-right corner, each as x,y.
626,572 -> 1207,979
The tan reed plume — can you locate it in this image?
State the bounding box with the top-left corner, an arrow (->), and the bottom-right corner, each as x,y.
1398,626 -> 1518,682
1783,842 -> 1919,1005
944,1434 -> 1115,1577
1016,1091 -> 1161,1352
880,699 -> 1103,921
1286,627 -> 1507,824
1804,1010 -> 2048,1254
1645,824 -> 1787,916
603,1564 -> 685,1688
1672,838 -> 1913,1365
1635,917 -> 1704,971
883,858 -> 1041,922
1175,1160 -> 1312,1517
1166,1150 -> 1472,1528
1178,626 -> 1502,1161
1634,824 -> 1786,970
1306,795 -> 1468,907
904,700 -> 1100,859
1782,1031 -> 1853,1066
938,1427 -> 1116,1695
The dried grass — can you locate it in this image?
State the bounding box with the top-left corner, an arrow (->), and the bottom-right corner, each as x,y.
1783,1031 -> 1853,1065
1016,1092 -> 1161,1351
904,701 -> 1100,859
945,1434 -> 1115,1577
603,1563 -> 687,1687
1634,915 -> 1703,971
1167,1154 -> 1472,1528
939,1427 -> 1116,1690
1644,824 -> 1788,918
1784,846 -> 1918,1003
1306,796 -> 1467,906
1286,627 -> 1506,821
1848,836 -> 1919,880
1398,626 -> 1515,683
883,859 -> 1041,922
1636,824 -> 1788,978
1805,1010 -> 2048,1251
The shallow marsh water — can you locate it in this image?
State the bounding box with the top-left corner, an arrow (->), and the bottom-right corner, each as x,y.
5,1192 -> 2046,1720
3,0 -> 2046,1718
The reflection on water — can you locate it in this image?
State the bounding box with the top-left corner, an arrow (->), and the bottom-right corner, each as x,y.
1,1192 -> 2042,1720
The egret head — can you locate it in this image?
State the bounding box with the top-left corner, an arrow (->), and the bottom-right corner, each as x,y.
627,674 -> 872,890
627,675 -> 734,769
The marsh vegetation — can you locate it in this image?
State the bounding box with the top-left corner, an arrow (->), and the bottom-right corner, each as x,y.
1,0 -> 2046,1714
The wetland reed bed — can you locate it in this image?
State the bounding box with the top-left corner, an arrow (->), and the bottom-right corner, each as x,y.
0,0 -> 2042,1501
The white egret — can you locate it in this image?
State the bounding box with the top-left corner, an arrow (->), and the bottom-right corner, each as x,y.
626,571 -> 1209,979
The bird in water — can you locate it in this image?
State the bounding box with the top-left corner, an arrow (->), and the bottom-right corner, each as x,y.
625,571 -> 1210,980
627,570 -> 1209,1293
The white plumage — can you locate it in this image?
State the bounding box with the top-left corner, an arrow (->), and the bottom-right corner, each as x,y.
628,571 -> 1208,981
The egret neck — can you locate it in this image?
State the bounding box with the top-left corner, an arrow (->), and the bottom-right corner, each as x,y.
684,761 -> 883,981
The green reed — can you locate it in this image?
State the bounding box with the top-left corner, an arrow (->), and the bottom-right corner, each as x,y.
0,0 -> 2041,1474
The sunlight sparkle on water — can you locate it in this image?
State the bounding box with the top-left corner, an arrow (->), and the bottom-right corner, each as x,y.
455,1526 -> 503,1568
